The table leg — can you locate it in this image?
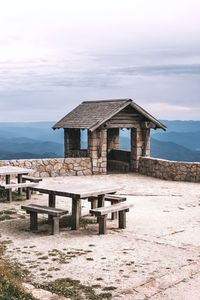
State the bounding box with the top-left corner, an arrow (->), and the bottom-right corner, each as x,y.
119,210 -> 126,229
99,215 -> 107,234
5,175 -> 12,202
26,187 -> 31,200
52,217 -> 60,235
49,193 -> 56,207
17,174 -> 23,195
48,193 -> 56,224
111,200 -> 118,220
89,197 -> 98,216
89,197 -> 98,209
98,195 -> 105,208
71,197 -> 81,230
30,212 -> 38,231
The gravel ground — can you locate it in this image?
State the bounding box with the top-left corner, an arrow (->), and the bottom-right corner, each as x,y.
0,173 -> 200,299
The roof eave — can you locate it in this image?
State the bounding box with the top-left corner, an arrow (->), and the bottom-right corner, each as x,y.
130,102 -> 167,131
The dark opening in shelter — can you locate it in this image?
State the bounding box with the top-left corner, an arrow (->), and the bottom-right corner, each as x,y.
53,99 -> 166,174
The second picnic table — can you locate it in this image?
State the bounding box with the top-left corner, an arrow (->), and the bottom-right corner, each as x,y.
0,166 -> 33,201
31,183 -> 120,230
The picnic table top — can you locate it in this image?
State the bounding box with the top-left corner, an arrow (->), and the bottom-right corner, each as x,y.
0,166 -> 32,176
31,182 -> 121,199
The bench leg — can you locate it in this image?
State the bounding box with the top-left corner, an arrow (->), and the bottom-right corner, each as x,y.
22,178 -> 26,192
48,193 -> 56,224
111,200 -> 118,220
99,215 -> 107,234
111,212 -> 118,220
88,197 -> 98,216
30,212 -> 38,231
71,198 -> 81,230
97,195 -> 105,222
118,210 -> 126,229
7,189 -> 12,203
26,187 -> 31,200
17,174 -> 23,195
52,216 -> 60,235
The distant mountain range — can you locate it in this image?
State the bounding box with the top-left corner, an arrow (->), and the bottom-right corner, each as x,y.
0,121 -> 199,162
151,120 -> 200,161
119,120 -> 200,162
0,122 -> 63,143
157,120 -> 200,133
151,138 -> 200,162
0,122 -> 63,159
0,137 -> 63,157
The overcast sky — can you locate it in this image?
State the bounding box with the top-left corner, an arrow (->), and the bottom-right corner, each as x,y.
0,0 -> 200,121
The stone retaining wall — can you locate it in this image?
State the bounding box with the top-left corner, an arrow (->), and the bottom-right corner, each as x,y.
0,158 -> 92,177
1,156 -> 199,181
139,157 -> 200,182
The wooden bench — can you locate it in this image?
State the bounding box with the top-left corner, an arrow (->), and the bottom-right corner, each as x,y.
104,194 -> 126,220
90,202 -> 133,235
21,204 -> 68,235
88,194 -> 126,220
0,182 -> 38,202
21,176 -> 42,194
21,175 -> 42,183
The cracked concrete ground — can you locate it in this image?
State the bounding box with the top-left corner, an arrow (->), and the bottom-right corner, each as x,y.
0,173 -> 200,299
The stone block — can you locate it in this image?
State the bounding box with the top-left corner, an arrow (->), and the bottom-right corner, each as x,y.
91,152 -> 98,159
60,168 -> 66,175
91,139 -> 98,147
101,162 -> 107,168
42,159 -> 50,166
80,160 -> 87,167
46,164 -> 54,172
24,161 -> 32,168
101,144 -> 107,151
54,163 -> 63,171
40,172 -> 49,178
77,170 -> 84,176
93,160 -> 97,167
74,166 -> 82,171
83,169 -> 92,175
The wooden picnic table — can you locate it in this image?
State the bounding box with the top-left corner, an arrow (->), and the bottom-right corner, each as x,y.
0,166 -> 32,201
31,183 -> 120,230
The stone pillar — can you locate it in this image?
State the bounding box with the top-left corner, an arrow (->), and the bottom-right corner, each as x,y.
142,128 -> 150,157
101,128 -> 107,174
88,130 -> 98,173
64,129 -> 80,157
130,127 -> 151,171
130,127 -> 143,171
88,128 -> 107,174
107,128 -> 120,153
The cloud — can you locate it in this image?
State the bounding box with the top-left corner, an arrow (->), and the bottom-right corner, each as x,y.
115,64 -> 200,76
144,102 -> 200,120
0,0 -> 200,120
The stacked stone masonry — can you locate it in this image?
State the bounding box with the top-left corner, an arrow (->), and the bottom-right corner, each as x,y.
1,156 -> 199,182
88,129 -> 107,175
0,158 -> 92,177
139,157 -> 200,182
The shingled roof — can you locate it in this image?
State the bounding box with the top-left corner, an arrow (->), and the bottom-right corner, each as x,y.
53,99 -> 166,131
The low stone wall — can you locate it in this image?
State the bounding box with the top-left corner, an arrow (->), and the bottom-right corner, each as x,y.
0,158 -> 92,177
138,157 -> 200,182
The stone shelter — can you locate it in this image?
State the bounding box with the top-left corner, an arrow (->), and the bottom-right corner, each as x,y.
53,99 -> 166,174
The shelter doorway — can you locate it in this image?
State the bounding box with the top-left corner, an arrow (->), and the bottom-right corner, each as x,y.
107,128 -> 131,173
